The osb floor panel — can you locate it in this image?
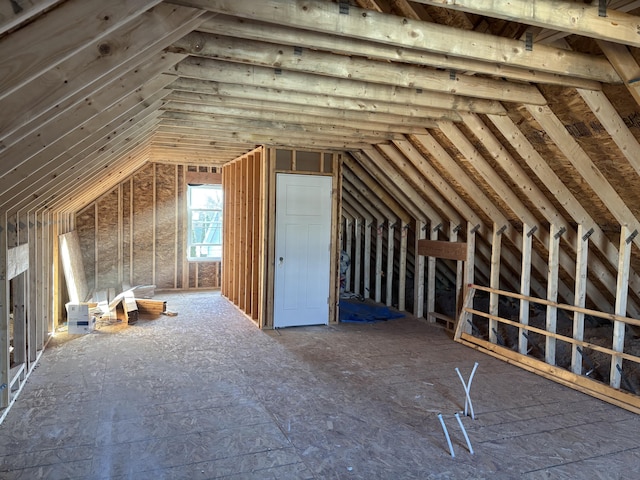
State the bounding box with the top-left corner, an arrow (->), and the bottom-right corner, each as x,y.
1,291 -> 639,479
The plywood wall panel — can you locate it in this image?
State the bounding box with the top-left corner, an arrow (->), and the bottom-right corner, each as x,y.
96,188 -> 119,290
155,163 -> 177,289
75,162 -> 222,293
122,178 -> 132,285
131,165 -> 154,286
195,262 -> 220,289
76,206 -> 96,293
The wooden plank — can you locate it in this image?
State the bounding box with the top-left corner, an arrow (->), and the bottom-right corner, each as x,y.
177,0 -> 619,83
0,213 -> 9,408
330,154 -> 342,323
185,171 -> 222,185
463,223 -> 476,321
386,223 -> 394,307
458,333 -> 640,415
598,40 -> 640,107
353,218 -> 362,297
135,298 -> 166,316
398,223 -> 408,312
414,221 -> 426,318
200,13 -> 602,90
417,239 -> 466,261
0,3 -> 205,147
474,283 -> 640,328
579,88 -> 640,178
489,224 -> 502,344
344,217 -> 353,293
572,224 -> 589,375
162,102 -> 402,140
611,225 -> 633,389
426,226 -> 438,321
170,77 -> 462,122
416,0 -> 640,49
519,224 -> 533,355
0,0 -> 162,102
454,285 -> 476,340
0,0 -> 62,36
171,32 -> 545,105
546,225 -> 561,366
173,57 -> 506,115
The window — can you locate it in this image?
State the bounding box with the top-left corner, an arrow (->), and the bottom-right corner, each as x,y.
188,184 -> 223,260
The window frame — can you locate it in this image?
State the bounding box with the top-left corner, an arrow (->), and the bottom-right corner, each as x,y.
187,183 -> 223,262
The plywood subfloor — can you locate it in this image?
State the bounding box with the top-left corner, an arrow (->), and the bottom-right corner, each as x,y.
1,291 -> 639,479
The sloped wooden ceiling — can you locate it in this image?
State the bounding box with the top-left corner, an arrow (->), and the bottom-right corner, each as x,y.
3,0 -> 640,314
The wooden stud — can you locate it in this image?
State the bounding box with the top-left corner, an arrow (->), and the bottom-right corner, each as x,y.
489,224 -> 503,344
611,225 -> 633,389
414,220 -> 426,318
546,224 -> 561,365
427,225 -> 438,322
519,224 -> 533,356
572,224 -> 590,375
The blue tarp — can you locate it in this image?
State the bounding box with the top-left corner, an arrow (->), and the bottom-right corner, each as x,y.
339,300 -> 404,323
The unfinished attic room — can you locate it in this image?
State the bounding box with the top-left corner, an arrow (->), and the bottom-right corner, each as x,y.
5,0 -> 640,478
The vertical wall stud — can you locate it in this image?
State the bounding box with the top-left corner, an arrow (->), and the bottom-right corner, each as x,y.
519,224 -> 533,355
489,224 -> 503,344
611,225 -> 632,389
572,224 -> 589,375
546,224 -> 561,365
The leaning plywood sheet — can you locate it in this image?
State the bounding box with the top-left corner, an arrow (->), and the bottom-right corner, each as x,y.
7,244 -> 29,280
59,231 -> 90,304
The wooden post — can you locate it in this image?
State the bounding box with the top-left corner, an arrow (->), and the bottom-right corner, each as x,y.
489,223 -> 503,344
364,220 -> 372,299
345,216 -> 353,292
451,224 -> 464,318
461,222 -> 476,332
386,222 -> 395,307
415,220 -> 426,318
572,224 -> 590,375
353,217 -> 362,296
611,225 -> 633,389
427,224 -> 439,321
375,221 -> 384,303
398,223 -> 408,312
519,223 -> 534,355
0,211 -> 9,408
546,224 -> 562,365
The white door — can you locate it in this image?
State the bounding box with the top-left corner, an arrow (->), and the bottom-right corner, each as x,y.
274,173 -> 332,328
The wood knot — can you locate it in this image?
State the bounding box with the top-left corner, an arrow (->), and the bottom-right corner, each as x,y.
98,43 -> 111,56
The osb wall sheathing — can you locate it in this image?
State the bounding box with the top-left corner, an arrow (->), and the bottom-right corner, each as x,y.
75,162 -> 221,293
76,206 -> 96,293
155,163 -> 177,289
132,166 -> 154,286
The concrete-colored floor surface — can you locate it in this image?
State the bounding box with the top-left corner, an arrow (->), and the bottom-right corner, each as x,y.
1,291 -> 639,479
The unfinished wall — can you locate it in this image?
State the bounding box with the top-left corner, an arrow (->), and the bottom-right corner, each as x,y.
222,148 -> 265,325
75,162 -> 222,293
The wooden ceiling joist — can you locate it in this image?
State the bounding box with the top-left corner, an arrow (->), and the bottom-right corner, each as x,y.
0,72 -> 173,206
170,0 -> 621,83
0,0 -> 164,101
416,0 -> 640,48
169,32 -> 546,105
172,57 -> 506,115
159,100 -> 432,135
198,14 -> 602,90
168,77 -> 461,122
0,3 -> 205,146
0,57 -> 180,179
